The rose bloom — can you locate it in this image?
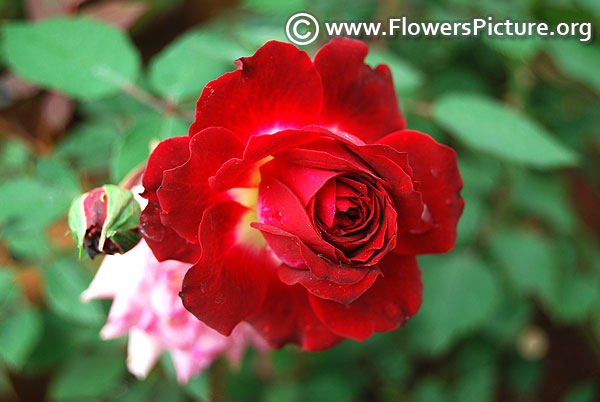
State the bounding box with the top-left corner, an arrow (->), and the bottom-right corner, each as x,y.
140,38 -> 464,351
82,239 -> 267,383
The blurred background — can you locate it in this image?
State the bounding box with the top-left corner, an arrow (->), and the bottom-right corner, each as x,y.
0,0 -> 599,401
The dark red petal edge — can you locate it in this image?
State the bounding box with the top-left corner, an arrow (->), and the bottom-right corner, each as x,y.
309,253 -> 422,341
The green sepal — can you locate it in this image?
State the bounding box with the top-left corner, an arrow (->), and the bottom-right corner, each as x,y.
99,184 -> 141,253
67,193 -> 87,260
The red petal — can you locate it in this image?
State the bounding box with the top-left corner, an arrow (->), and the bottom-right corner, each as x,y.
181,201 -> 273,335
189,41 -> 323,140
315,178 -> 336,227
278,264 -> 380,304
314,38 -> 405,143
210,128 -> 321,192
257,175 -> 335,259
246,275 -> 343,351
379,130 -> 464,254
344,141 -> 425,231
309,254 -> 422,341
259,157 -> 338,207
139,201 -> 201,263
156,127 -> 244,244
141,136 -> 190,202
252,222 -> 368,285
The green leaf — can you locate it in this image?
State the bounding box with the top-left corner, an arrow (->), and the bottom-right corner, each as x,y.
49,352 -> 126,400
562,382 -> 599,402
0,306 -> 43,368
365,49 -> 424,95
149,30 -> 245,103
0,139 -> 31,177
485,36 -> 543,61
483,293 -> 532,344
0,269 -> 20,311
507,359 -> 542,396
0,175 -> 76,231
452,343 -> 497,402
412,378 -> 447,402
547,41 -> 600,94
455,193 -> 484,246
111,114 -> 188,182
303,374 -> 361,402
489,229 -> 558,306
243,0 -> 308,15
36,157 -> 81,196
25,313 -> 74,372
433,93 -> 578,168
262,381 -> 301,402
184,374 -> 210,401
408,252 -> 500,353
56,121 -> 121,173
2,17 -> 140,100
43,259 -> 105,326
548,273 -> 599,323
513,173 -> 576,233
0,224 -> 51,260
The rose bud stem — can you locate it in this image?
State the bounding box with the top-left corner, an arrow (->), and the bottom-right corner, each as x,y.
68,184 -> 142,260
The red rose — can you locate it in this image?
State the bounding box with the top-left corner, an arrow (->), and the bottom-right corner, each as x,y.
140,38 -> 463,351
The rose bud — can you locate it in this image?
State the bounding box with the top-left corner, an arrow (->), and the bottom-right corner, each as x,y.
68,185 -> 142,259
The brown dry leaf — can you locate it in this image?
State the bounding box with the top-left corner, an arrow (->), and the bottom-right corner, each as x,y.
0,73 -> 41,107
47,217 -> 75,251
16,267 -> 45,305
37,92 -> 75,140
25,0 -> 85,20
81,1 -> 149,30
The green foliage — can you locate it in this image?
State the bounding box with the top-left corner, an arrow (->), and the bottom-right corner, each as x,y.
409,252 -> 501,353
2,17 -> 140,100
489,228 -> 558,305
0,306 -> 43,369
433,93 -> 579,168
43,260 -> 105,326
3,18 -> 139,99
49,351 -> 126,401
547,41 -> 600,94
149,30 -> 245,103
56,121 -> 121,173
0,1 -> 599,401
111,113 -> 188,182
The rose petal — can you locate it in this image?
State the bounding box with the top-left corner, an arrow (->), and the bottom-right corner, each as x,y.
278,264 -> 380,304
379,130 -> 464,254
315,179 -> 337,227
246,275 -> 343,351
126,328 -> 163,380
314,38 -> 405,143
309,253 -> 422,341
142,136 -> 190,202
260,157 -> 338,206
140,201 -> 201,263
257,175 -> 335,259
181,202 -> 273,335
252,222 -> 369,285
346,142 -> 425,231
157,127 -> 244,243
189,41 -> 323,139
210,128 -> 322,192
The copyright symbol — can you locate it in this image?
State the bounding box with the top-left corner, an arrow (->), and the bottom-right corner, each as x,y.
285,13 -> 319,46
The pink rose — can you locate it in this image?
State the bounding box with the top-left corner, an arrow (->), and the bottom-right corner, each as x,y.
82,239 -> 267,383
